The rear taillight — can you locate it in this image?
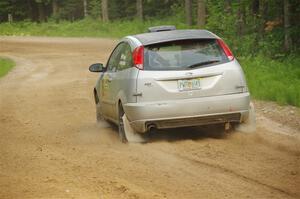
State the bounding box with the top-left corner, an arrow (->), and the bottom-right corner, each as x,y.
133,46 -> 144,70
217,39 -> 234,61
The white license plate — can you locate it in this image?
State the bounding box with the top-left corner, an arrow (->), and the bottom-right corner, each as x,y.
178,79 -> 201,91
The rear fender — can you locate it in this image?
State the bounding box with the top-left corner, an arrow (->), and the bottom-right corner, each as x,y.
115,90 -> 127,120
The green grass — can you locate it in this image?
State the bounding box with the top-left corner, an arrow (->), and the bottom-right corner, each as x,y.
0,18 -> 190,38
240,55 -> 300,107
0,58 -> 15,78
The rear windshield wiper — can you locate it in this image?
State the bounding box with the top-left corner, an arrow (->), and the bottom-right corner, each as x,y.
186,60 -> 220,69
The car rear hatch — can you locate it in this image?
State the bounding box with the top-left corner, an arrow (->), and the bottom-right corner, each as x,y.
132,39 -> 248,103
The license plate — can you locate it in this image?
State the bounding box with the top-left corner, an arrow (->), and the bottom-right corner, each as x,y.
178,78 -> 201,91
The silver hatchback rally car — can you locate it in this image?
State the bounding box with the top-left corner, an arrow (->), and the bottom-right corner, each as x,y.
89,26 -> 255,143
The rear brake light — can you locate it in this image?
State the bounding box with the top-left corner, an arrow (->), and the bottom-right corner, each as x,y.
133,46 -> 144,70
217,39 -> 234,61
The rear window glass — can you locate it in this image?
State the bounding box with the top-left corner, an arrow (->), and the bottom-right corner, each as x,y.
144,39 -> 228,71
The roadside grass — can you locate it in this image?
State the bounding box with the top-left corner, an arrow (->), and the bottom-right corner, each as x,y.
240,56 -> 300,107
0,19 -> 299,107
0,18 -> 189,38
0,58 -> 15,78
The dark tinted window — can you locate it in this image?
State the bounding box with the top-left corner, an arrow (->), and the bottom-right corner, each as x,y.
144,39 -> 228,71
107,43 -> 123,72
117,43 -> 133,71
107,42 -> 133,72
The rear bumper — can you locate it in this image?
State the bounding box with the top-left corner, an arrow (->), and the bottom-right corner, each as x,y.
124,92 -> 250,133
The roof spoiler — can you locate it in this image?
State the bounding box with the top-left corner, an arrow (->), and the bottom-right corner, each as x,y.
148,25 -> 176,33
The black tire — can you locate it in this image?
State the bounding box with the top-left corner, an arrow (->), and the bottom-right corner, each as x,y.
118,103 -> 128,143
235,102 -> 256,133
96,103 -> 103,122
94,89 -> 103,122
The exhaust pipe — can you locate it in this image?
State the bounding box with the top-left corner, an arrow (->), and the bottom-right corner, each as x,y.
147,123 -> 157,133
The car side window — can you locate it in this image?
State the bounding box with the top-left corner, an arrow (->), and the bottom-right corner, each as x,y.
117,43 -> 133,71
106,43 -> 124,72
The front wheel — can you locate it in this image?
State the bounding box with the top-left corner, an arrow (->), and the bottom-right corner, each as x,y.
96,103 -> 103,122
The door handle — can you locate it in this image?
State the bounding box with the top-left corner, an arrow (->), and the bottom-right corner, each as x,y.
133,92 -> 142,97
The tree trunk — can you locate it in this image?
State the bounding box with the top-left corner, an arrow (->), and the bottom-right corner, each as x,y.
83,0 -> 88,18
252,0 -> 268,53
185,0 -> 192,26
197,0 -> 206,28
252,0 -> 259,15
237,0 -> 245,37
27,0 -> 34,21
258,0 -> 268,39
225,0 -> 231,13
102,0 -> 109,22
37,2 -> 45,22
8,14 -> 13,23
52,0 -> 59,23
284,0 -> 291,51
136,0 -> 143,21
252,0 -> 259,35
52,0 -> 58,15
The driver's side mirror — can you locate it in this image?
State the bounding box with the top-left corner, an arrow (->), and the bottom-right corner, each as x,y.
89,63 -> 105,72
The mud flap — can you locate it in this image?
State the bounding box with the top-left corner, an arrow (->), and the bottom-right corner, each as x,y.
122,115 -> 148,143
236,102 -> 256,133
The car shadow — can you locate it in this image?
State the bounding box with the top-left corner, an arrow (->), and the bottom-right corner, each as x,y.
102,121 -> 232,143
147,124 -> 231,143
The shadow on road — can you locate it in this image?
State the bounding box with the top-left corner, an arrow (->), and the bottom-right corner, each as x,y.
147,124 -> 230,143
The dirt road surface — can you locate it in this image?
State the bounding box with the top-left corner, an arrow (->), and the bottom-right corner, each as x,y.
0,37 -> 299,199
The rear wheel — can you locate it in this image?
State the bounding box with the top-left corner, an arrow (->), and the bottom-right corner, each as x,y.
118,102 -> 148,143
118,103 -> 128,143
235,102 -> 256,133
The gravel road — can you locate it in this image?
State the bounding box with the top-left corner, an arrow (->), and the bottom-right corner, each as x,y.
0,36 -> 299,199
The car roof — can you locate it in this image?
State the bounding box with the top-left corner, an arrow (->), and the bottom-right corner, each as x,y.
131,29 -> 218,46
